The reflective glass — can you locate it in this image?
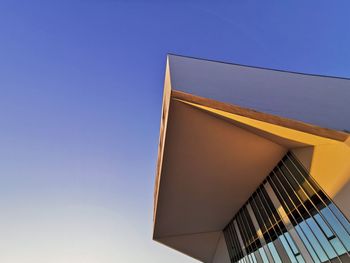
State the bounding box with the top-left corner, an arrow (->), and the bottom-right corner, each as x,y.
259,247 -> 269,263
224,152 -> 350,263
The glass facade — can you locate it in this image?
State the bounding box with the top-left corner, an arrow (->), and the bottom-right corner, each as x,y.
223,152 -> 350,263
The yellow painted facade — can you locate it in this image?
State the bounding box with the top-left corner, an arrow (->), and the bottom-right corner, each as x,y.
178,99 -> 350,200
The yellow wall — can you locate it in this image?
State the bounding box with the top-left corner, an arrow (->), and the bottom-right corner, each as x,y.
179,99 -> 350,220
293,143 -> 350,219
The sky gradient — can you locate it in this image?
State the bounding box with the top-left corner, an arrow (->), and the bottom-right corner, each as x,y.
0,1 -> 349,262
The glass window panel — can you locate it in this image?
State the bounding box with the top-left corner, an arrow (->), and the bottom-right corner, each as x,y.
250,196 -> 267,234
299,221 -> 328,262
231,224 -> 244,260
295,254 -> 305,263
238,212 -> 252,253
295,225 -> 321,263
242,207 -> 261,256
280,235 -> 298,263
276,167 -> 303,208
329,203 -> 350,234
321,207 -> 350,251
255,194 -> 272,231
279,163 -> 309,204
259,247 -> 269,263
270,172 -> 294,212
243,207 -> 257,247
330,237 -> 347,256
224,152 -> 350,263
296,205 -> 308,220
258,189 -> 276,226
250,253 -> 257,263
306,217 -> 337,259
284,232 -> 299,255
286,154 -> 321,194
225,222 -> 245,262
223,230 -> 234,261
267,242 -> 282,263
283,157 -> 316,200
261,186 -> 283,224
314,213 -> 333,239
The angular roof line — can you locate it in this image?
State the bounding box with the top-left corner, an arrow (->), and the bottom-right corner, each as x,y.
167,53 -> 350,81
172,90 -> 349,142
167,54 -> 350,132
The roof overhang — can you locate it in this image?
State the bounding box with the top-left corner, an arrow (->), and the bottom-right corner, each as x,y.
153,55 -> 349,262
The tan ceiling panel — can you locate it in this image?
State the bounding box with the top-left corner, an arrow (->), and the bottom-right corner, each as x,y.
154,100 -> 286,239
157,231 -> 221,263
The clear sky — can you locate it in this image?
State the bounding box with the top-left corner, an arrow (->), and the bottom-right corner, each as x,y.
0,1 -> 349,263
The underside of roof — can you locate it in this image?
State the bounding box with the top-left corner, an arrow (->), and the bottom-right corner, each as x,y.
153,55 -> 350,262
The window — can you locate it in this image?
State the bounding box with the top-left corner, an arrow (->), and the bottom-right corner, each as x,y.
224,152 -> 350,263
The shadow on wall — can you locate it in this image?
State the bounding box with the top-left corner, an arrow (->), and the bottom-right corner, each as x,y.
292,144 -> 350,221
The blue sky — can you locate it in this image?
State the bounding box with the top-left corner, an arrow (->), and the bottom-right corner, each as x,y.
0,1 -> 349,262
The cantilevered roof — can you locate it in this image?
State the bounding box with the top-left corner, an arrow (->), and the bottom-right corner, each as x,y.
168,54 -> 350,132
153,55 -> 350,263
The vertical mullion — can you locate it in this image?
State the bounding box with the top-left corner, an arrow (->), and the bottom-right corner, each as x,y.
237,212 -> 253,263
234,222 -> 246,263
265,179 -> 314,263
258,186 -> 301,262
242,206 -> 263,263
250,195 -> 276,263
238,210 -> 252,254
285,154 -> 350,255
267,173 -> 323,263
288,152 -> 350,238
241,208 -> 256,256
223,152 -> 350,263
224,226 -> 236,262
278,162 -> 346,261
241,207 -> 261,262
271,169 -> 330,263
255,188 -> 289,263
229,222 -> 242,262
282,157 -> 348,253
234,219 -> 251,263
234,222 -> 246,262
247,202 -> 272,263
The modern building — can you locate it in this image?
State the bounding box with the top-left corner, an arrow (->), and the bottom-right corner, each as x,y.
153,54 -> 350,263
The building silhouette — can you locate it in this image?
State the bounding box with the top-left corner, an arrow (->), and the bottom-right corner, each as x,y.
153,55 -> 350,263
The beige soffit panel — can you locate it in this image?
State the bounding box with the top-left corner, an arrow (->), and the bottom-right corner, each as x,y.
157,231 -> 221,263
212,232 -> 231,263
154,100 -> 286,238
